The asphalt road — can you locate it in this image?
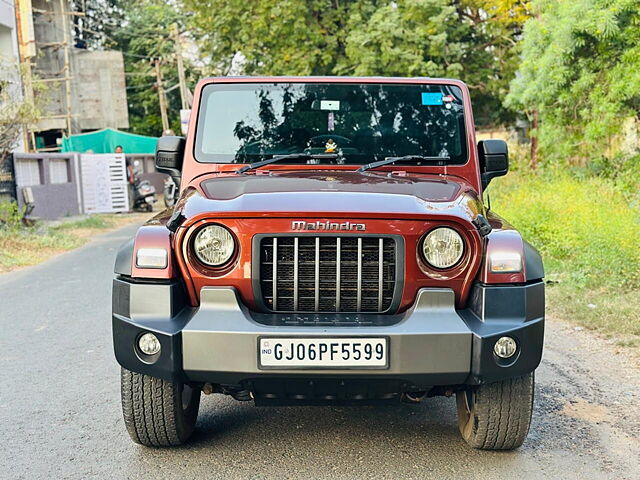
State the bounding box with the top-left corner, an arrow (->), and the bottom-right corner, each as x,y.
1,224 -> 639,480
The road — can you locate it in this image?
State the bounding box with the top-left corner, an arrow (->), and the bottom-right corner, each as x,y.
1,224 -> 639,480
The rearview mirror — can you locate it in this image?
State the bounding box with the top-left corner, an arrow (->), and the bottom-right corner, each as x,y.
478,139 -> 509,189
155,136 -> 185,187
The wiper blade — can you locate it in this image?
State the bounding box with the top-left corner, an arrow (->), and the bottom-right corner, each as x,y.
357,155 -> 450,173
236,153 -> 339,174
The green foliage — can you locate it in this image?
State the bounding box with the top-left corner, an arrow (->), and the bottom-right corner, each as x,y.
106,0 -> 200,136
507,0 -> 640,163
0,214 -> 116,272
0,61 -> 43,161
0,201 -> 25,230
183,0 -> 531,127
491,170 -> 640,289
51,215 -> 110,231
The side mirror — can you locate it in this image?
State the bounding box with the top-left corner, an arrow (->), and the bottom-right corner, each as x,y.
478,139 -> 509,189
155,136 -> 185,187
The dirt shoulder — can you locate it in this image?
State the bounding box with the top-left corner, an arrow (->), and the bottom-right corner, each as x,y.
0,211 -> 152,275
531,316 -> 640,479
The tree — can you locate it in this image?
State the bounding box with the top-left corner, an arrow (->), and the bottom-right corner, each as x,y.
0,61 -> 42,162
69,0 -> 124,49
507,0 -> 640,164
183,0 -> 531,128
107,1 -> 202,136
182,0 -> 361,76
74,0 -> 201,136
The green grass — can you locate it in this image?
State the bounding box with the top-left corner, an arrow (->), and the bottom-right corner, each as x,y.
51,215 -> 112,231
0,214 -> 116,272
490,170 -> 640,350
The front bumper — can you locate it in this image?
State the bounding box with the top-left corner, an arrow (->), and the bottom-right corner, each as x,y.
112,279 -> 544,388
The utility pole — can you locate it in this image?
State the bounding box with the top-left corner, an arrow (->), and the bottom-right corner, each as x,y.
170,23 -> 191,109
154,59 -> 170,132
59,0 -> 73,135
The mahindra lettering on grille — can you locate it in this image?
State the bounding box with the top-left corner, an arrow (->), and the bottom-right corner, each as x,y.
291,221 -> 366,231
259,236 -> 397,313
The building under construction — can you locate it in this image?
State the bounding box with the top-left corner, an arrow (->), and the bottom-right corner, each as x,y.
15,0 -> 129,151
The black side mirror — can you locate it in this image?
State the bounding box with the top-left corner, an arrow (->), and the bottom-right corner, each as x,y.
155,136 -> 185,187
478,139 -> 509,189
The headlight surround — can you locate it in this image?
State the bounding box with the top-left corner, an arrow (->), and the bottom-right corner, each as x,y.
193,224 -> 236,267
421,227 -> 464,269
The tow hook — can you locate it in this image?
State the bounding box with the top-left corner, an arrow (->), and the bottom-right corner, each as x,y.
202,383 -> 215,395
401,391 -> 427,403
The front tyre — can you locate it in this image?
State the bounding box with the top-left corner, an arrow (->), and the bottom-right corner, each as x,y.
120,368 -> 200,447
456,372 -> 534,450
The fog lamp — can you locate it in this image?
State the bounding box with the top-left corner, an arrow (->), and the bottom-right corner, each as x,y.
138,332 -> 161,356
494,336 -> 517,359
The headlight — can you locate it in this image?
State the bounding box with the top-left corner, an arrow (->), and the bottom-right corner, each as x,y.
193,225 -> 235,266
422,227 -> 464,269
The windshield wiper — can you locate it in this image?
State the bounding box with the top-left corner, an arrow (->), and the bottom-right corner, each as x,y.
357,155 -> 450,173
236,153 -> 339,174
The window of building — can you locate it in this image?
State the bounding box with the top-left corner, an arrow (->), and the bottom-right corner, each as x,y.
14,159 -> 43,186
49,158 -> 70,184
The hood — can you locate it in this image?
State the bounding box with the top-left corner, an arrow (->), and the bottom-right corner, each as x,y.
201,171 -> 462,202
180,170 -> 483,224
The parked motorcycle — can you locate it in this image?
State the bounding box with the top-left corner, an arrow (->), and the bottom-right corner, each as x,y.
163,176 -> 178,208
130,160 -> 156,212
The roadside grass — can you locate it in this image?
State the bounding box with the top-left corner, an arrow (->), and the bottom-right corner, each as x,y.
490,168 -> 640,352
0,212 -> 150,274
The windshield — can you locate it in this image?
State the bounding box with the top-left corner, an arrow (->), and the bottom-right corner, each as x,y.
195,82 -> 467,165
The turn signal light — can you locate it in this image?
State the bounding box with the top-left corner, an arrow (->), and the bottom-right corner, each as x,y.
136,248 -> 168,269
489,251 -> 522,273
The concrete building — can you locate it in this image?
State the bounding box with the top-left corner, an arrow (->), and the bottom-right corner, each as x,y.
0,0 -> 24,154
0,0 -> 19,60
16,0 -> 129,151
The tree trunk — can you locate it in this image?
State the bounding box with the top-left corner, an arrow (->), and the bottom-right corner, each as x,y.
530,110 -> 539,169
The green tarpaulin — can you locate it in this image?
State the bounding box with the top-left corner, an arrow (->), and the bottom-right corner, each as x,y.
61,128 -> 158,154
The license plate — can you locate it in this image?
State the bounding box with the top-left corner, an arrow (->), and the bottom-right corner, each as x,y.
258,337 -> 388,369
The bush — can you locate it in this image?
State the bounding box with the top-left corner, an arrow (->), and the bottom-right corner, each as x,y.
0,201 -> 25,230
490,171 -> 640,289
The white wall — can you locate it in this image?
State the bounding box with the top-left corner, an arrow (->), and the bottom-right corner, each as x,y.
0,0 -> 18,59
0,0 -> 25,153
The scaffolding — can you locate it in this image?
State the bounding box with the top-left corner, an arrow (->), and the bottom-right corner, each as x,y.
15,0 -> 83,151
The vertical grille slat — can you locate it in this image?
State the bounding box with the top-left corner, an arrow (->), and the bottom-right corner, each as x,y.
272,237 -> 278,311
293,237 -> 299,311
314,237 -> 320,312
260,235 -> 396,313
356,238 -> 362,311
336,237 -> 341,311
378,237 -> 383,311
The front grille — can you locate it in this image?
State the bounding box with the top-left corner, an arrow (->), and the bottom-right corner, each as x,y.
258,236 -> 397,313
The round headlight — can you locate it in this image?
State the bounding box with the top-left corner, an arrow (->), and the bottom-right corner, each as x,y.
193,225 -> 235,266
422,227 -> 464,269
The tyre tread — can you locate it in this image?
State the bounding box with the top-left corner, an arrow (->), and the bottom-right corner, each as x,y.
458,372 -> 534,450
120,368 -> 198,447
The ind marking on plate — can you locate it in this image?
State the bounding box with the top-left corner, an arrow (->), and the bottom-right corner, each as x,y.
320,100 -> 340,111
421,92 -> 444,106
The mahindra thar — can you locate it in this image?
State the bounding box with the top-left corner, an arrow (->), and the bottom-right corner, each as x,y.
112,77 -> 544,450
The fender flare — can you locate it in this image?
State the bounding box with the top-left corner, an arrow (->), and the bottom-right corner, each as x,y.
523,239 -> 544,282
114,238 -> 134,276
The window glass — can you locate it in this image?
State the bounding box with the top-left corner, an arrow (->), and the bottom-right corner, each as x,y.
195,82 -> 467,165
